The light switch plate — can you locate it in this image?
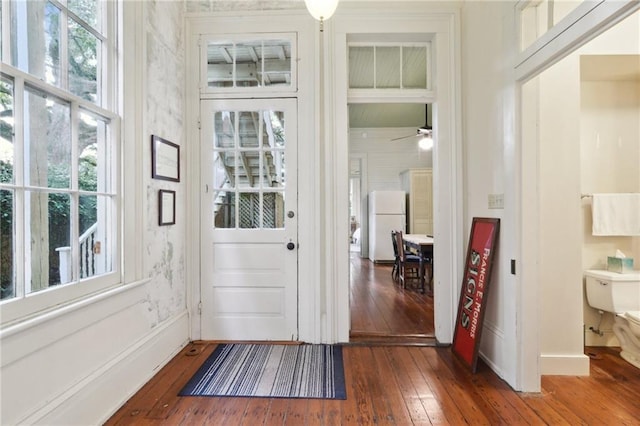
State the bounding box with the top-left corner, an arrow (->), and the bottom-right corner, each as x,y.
488,193 -> 504,209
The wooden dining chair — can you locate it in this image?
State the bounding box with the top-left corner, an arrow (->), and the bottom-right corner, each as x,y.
391,230 -> 400,282
394,231 -> 423,289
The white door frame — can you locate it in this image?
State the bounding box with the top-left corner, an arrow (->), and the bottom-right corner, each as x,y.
326,4 -> 464,344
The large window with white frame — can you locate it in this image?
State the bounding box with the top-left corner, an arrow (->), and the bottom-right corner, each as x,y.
0,0 -> 119,321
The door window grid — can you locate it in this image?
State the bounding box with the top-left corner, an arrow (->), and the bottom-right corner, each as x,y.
212,109 -> 286,229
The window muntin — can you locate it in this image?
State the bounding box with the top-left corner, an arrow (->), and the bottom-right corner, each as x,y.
0,0 -> 118,317
203,34 -> 297,93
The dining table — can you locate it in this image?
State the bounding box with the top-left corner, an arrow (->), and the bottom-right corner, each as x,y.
402,234 -> 434,295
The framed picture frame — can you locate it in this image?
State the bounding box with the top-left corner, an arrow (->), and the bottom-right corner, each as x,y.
158,190 -> 176,226
451,217 -> 500,373
151,135 -> 180,182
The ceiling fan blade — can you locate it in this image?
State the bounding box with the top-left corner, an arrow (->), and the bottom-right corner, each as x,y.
390,133 -> 418,142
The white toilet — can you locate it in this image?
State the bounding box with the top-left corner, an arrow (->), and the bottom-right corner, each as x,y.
585,270 -> 640,369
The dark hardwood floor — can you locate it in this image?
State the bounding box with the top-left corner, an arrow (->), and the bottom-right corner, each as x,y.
105,253 -> 640,425
105,343 -> 640,425
349,252 -> 435,341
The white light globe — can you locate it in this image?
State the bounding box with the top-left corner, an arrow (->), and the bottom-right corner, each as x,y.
418,136 -> 434,151
304,0 -> 339,21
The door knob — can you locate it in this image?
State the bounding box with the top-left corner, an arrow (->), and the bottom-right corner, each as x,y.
287,242 -> 296,250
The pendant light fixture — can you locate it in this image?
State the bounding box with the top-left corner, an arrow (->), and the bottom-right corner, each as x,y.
304,0 -> 339,31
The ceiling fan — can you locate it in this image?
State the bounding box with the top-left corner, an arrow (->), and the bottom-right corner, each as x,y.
389,104 -> 433,150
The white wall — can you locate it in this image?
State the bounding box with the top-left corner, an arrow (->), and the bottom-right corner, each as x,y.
0,2 -> 189,424
460,1 -> 520,384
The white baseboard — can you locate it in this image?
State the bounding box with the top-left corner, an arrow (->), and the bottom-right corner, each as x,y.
540,353 -> 590,376
20,310 -> 190,426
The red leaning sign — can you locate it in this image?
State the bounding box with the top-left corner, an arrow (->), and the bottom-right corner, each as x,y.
452,217 -> 500,373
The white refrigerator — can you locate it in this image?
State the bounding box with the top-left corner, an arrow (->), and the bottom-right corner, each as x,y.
368,190 -> 406,262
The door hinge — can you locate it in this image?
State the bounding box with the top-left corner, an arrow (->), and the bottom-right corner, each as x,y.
198,301 -> 202,315
197,118 -> 201,129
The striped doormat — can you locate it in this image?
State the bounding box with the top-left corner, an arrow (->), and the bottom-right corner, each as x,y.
179,343 -> 346,399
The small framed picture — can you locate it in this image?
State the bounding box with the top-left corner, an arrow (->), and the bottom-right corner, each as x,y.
151,135 -> 180,182
158,190 -> 176,226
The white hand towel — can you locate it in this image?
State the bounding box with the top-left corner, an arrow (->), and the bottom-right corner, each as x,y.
591,193 -> 640,236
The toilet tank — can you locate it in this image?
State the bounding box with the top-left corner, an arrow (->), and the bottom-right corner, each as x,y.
584,270 -> 640,313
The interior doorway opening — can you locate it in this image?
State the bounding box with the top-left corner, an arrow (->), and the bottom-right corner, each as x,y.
347,103 -> 435,344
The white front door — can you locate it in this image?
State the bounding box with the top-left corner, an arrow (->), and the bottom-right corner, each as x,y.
200,98 -> 298,341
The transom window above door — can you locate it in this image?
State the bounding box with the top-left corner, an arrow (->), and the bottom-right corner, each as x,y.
348,43 -> 431,92
201,34 -> 297,93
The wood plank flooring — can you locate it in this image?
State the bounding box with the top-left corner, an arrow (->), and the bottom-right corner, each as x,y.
105,255 -> 640,424
105,343 -> 640,425
349,253 -> 434,339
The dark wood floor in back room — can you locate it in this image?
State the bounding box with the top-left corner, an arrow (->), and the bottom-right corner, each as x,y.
349,252 -> 435,341
105,254 -> 640,425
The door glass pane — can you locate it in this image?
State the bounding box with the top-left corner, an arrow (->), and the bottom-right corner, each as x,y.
213,190 -> 235,228
0,189 -> 15,300
263,150 -> 285,188
27,191 -> 70,292
263,192 -> 284,229
237,152 -> 258,189
402,46 -> 427,89
238,111 -> 259,148
376,47 -> 401,88
69,19 -> 100,104
264,110 -> 285,148
239,192 -> 259,229
214,111 -> 235,148
213,152 -> 234,190
349,46 -> 374,88
25,87 -> 71,188
0,78 -> 14,183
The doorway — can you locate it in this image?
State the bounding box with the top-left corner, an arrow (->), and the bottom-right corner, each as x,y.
347,103 -> 435,341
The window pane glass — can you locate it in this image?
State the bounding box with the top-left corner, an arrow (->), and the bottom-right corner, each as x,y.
78,111 -> 109,192
263,192 -> 284,229
0,78 -> 14,183
11,1 -> 61,86
207,43 -> 235,88
25,87 -> 71,188
235,41 -> 261,88
78,194 -> 111,279
239,192 -> 259,229
68,0 -> 99,30
0,189 -> 15,300
213,190 -> 235,228
261,39 -> 292,87
214,111 -> 235,148
69,19 -> 100,103
402,46 -> 427,89
27,191 -> 70,292
376,46 -> 400,88
349,46 -> 374,88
